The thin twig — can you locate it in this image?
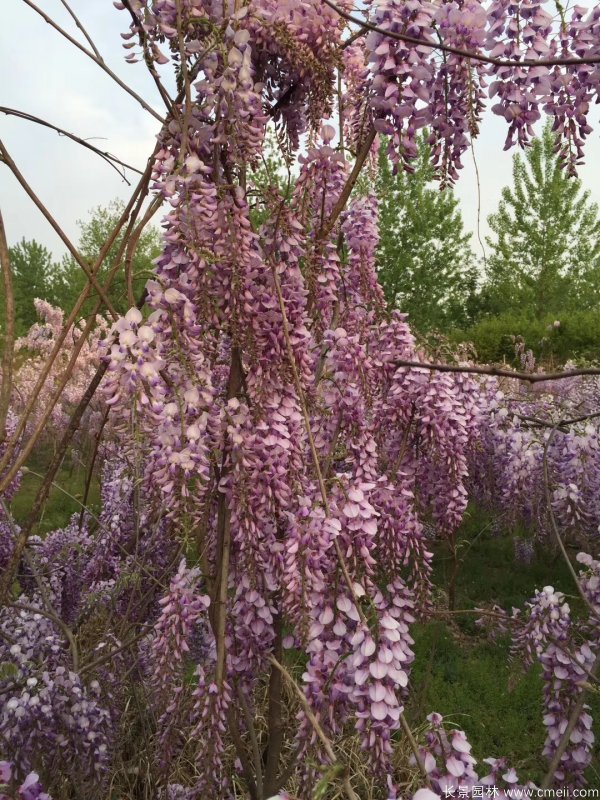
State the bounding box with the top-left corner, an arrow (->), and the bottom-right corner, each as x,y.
58,0 -> 103,61
0,107 -> 142,181
79,408 -> 109,530
323,0 -> 600,68
268,656 -> 360,800
317,125 -> 376,242
394,359 -> 600,383
0,139 -> 119,319
514,410 -> 600,430
124,194 -> 163,307
399,711 -> 433,787
470,137 -> 487,267
21,0 -> 163,122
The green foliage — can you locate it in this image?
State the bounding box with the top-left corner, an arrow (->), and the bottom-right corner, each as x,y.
408,505 -> 599,784
409,622 -> 547,780
3,239 -> 60,335
10,451 -> 101,536
453,309 -> 600,365
54,199 -> 161,316
1,201 -> 161,340
481,123 -> 600,319
376,137 -> 477,332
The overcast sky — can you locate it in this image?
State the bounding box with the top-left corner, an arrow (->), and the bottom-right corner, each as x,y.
3,0 -> 600,263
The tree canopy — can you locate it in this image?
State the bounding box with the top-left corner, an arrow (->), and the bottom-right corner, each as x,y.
376,138 -> 477,332
3,239 -> 59,335
481,124 -> 600,319
54,199 -> 161,316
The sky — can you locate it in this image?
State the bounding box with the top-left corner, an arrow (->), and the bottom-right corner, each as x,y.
3,0 -> 600,263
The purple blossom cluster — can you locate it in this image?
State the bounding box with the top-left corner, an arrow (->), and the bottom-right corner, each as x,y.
0,654 -> 110,788
362,0 -> 600,180
0,451 -> 181,793
510,583 -> 597,787
98,7 -> 495,790
513,536 -> 535,564
472,373 -> 600,544
0,763 -> 50,800
150,560 -> 210,701
412,713 -> 529,798
5,0 -> 600,795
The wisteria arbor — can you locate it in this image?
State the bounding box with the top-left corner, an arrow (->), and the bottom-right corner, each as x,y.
1,1 -> 600,798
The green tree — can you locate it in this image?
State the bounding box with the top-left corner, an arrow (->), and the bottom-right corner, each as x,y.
482,124 -> 600,319
5,239 -> 59,334
376,138 -> 477,332
55,199 -> 161,316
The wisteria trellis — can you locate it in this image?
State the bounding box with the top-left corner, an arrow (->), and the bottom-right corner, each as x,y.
1,0 -> 600,797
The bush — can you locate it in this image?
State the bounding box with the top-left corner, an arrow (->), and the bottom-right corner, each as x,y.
452,309 -> 600,365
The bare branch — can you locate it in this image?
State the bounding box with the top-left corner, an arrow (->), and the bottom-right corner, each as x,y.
394,359 -> 600,383
58,0 -> 104,61
236,683 -> 264,799
514,410 -> 600,430
317,125 -> 376,241
0,139 -> 119,320
21,0 -> 164,122
213,347 -> 243,687
264,610 -> 284,796
125,194 -> 163,307
0,107 -> 142,181
399,711 -> 433,787
326,0 -> 600,68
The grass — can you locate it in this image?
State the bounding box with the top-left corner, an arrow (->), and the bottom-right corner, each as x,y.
434,505 -> 576,610
7,455 -> 600,785
409,622 -> 547,779
9,445 -> 101,535
406,504 -> 600,785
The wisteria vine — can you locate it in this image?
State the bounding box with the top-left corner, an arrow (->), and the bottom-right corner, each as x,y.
1,0 -> 600,797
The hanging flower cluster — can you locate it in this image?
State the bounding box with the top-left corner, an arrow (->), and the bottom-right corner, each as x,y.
412,713 -> 529,798
470,373 -> 600,544
9,300 -> 107,440
3,0 -> 600,796
510,583 -> 596,788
